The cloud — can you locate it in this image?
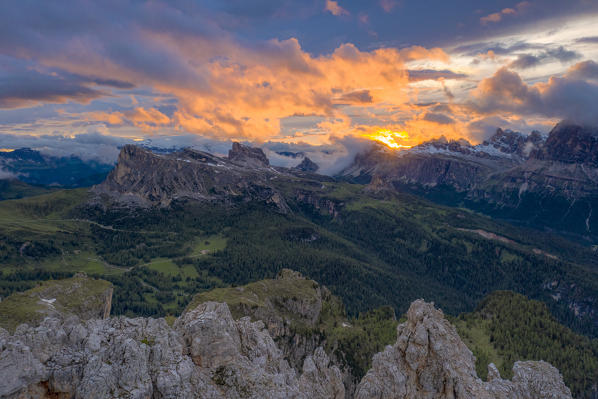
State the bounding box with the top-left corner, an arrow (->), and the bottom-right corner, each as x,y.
2,0 -> 595,154
480,2 -> 530,25
423,112 -> 454,125
508,46 -> 581,70
0,67 -> 106,109
324,0 -> 349,16
472,65 -> 598,125
566,60 -> 598,80
0,0 -> 452,142
407,69 -> 467,82
509,54 -> 542,69
333,90 -> 373,104
379,0 -> 398,13
89,107 -> 171,131
575,36 -> 598,44
454,41 -> 536,57
481,9 -> 515,25
0,168 -> 18,180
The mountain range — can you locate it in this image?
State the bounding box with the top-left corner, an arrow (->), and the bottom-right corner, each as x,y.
340,121 -> 598,242
1,121 -> 598,397
0,148 -> 113,188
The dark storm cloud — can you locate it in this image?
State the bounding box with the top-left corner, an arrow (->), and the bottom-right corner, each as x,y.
473,64 -> 598,125
0,69 -> 106,109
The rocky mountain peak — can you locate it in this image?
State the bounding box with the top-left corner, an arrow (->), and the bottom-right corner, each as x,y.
228,142 -> 270,167
294,156 -> 320,173
92,144 -> 292,211
531,121 -> 598,165
482,128 -> 544,158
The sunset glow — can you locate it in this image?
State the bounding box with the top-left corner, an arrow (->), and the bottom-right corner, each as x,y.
0,1 -> 596,162
363,130 -> 412,149
0,149 -> 15,153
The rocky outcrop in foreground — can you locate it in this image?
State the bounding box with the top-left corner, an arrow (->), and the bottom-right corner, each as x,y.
0,301 -> 344,399
355,300 -> 572,399
0,298 -> 571,398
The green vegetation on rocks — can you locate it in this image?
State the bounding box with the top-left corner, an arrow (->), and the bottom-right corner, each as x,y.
186,269 -> 398,381
455,291 -> 598,398
0,274 -> 113,332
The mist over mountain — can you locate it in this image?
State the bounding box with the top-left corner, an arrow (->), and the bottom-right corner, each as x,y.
0,147 -> 113,188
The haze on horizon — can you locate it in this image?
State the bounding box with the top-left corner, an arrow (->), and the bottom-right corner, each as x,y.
1,0 -> 598,165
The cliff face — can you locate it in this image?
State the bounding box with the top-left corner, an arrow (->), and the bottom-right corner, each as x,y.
92,143 -> 290,211
0,287 -> 572,398
341,121 -> 598,238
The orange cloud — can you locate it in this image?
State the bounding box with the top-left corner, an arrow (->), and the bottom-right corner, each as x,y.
161,40 -> 449,141
89,107 -> 171,131
480,2 -> 529,25
29,24 -> 451,145
325,0 -> 349,16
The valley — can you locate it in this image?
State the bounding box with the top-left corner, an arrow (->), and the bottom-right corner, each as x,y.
2,136 -> 598,397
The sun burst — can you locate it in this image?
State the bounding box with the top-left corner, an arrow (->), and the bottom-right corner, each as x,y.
363,129 -> 412,149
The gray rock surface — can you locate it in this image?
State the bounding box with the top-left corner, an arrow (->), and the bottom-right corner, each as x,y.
0,301 -> 343,399
354,300 -> 572,399
0,298 -> 572,399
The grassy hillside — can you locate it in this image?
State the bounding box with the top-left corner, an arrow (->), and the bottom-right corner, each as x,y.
0,179 -> 57,200
454,291 -> 598,398
0,274 -> 112,332
1,183 -> 598,342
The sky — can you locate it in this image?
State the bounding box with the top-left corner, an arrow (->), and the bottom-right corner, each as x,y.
1,0 -> 598,167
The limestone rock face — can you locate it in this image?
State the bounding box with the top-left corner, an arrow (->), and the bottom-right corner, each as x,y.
92,144 -> 290,211
0,297 -> 572,399
354,300 -> 572,399
0,301 -> 344,399
228,142 -> 270,167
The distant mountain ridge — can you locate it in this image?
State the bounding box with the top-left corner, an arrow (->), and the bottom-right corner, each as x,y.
0,147 -> 113,188
340,121 -> 598,241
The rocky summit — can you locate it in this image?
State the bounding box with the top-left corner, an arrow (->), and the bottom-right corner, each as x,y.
294,156 -> 320,173
91,141 -> 338,213
0,275 -> 571,399
340,121 -> 598,239
92,143 -> 290,210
